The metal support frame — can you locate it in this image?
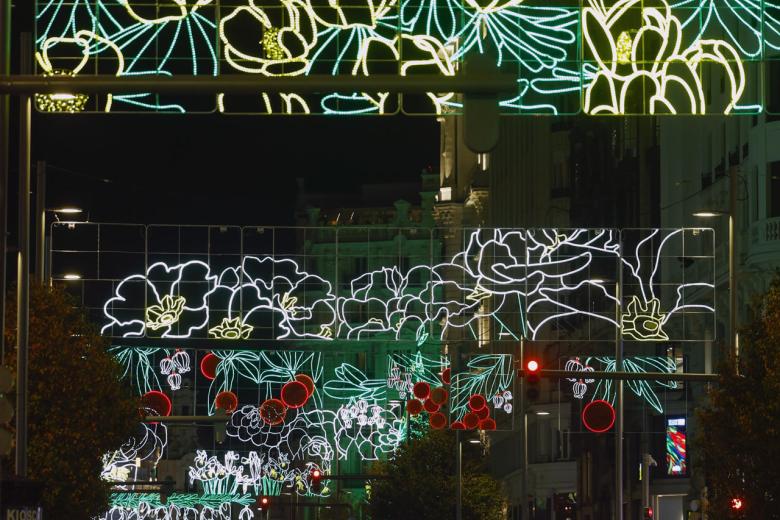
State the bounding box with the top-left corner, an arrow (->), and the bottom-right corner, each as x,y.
615,273 -> 624,520
0,75 -> 517,95
0,0 -> 9,368
15,33 -> 33,478
518,369 -> 719,383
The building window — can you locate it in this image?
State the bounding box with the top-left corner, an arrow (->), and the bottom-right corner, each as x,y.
770,161 -> 780,218
768,59 -> 780,121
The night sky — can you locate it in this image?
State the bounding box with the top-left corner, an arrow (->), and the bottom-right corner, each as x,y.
33,115 -> 440,226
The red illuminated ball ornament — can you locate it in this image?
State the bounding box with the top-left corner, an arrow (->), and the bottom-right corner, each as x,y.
281,380 -> 310,409
450,421 -> 465,430
475,406 -> 490,420
406,399 -> 424,416
430,387 -> 448,406
463,412 -> 479,429
412,381 -> 431,400
294,373 -> 315,397
214,391 -> 239,413
582,399 -> 616,433
468,394 -> 487,411
259,399 -> 287,426
423,398 -> 440,414
478,418 -> 497,431
429,412 -> 447,429
141,390 -> 172,417
441,368 -> 451,385
200,353 -> 220,380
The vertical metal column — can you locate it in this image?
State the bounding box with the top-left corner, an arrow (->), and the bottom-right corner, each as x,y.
615,248 -> 624,520
15,33 -> 32,478
36,161 -> 46,284
0,0 -> 10,365
456,430 -> 462,520
729,166 -> 737,368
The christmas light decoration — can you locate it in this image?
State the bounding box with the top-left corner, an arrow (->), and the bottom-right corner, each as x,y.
99,228 -> 713,343
36,0 -> 774,114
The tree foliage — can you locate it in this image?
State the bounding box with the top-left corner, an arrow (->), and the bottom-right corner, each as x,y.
698,275 -> 780,518
367,430 -> 506,520
2,284 -> 139,519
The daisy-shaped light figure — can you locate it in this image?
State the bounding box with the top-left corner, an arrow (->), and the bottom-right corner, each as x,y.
621,296 -> 669,341
582,0 -> 746,114
146,295 -> 186,331
209,317 -> 254,340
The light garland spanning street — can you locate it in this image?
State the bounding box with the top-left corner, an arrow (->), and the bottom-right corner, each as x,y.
101,228 -> 714,343
34,0 -> 778,113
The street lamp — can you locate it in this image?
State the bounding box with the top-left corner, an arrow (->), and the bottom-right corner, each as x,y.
693,208 -> 737,368
38,207 -> 85,285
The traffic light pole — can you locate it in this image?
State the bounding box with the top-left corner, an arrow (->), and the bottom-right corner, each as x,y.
615,272 -> 624,520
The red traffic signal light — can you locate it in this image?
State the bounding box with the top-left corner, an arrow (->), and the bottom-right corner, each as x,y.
731,497 -> 743,510
643,506 -> 653,519
257,496 -> 270,510
525,359 -> 541,401
310,468 -> 322,492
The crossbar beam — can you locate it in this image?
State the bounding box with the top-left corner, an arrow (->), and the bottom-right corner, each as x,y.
520,369 -> 718,382
0,74 -> 517,95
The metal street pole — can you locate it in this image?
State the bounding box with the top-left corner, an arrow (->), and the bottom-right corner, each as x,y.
15,33 -> 32,478
0,0 -> 10,365
36,161 -> 46,284
729,166 -> 737,369
615,259 -> 624,520
456,431 -> 462,520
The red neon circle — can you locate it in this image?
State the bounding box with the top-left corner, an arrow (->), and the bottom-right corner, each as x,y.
430,387 -> 449,406
423,398 -> 440,414
450,421 -> 465,430
294,374 -> 315,397
475,406 -> 490,420
527,360 -> 539,372
281,381 -> 310,409
468,394 -> 487,411
582,399 -> 616,433
412,381 -> 431,400
200,353 -> 220,380
406,399 -> 424,415
429,412 -> 447,429
214,391 -> 239,413
141,390 -> 172,417
441,368 -> 451,385
478,418 -> 497,431
259,399 -> 287,426
463,412 -> 479,429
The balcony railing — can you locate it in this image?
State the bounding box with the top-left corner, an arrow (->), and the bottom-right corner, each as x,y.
749,216 -> 780,251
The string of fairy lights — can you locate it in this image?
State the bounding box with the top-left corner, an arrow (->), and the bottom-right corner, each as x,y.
34,0 -> 780,114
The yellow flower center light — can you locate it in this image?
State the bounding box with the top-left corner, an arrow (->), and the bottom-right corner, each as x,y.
262,27 -> 284,61
616,31 -> 632,64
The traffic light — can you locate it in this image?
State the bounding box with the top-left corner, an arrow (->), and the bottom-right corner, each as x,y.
310,468 -> 322,492
0,366 -> 14,457
730,497 -> 743,511
525,359 -> 540,402
643,506 -> 654,519
256,495 -> 270,511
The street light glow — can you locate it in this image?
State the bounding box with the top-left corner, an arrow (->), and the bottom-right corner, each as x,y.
63,273 -> 81,280
51,207 -> 83,214
692,211 -> 724,217
535,411 -> 550,416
